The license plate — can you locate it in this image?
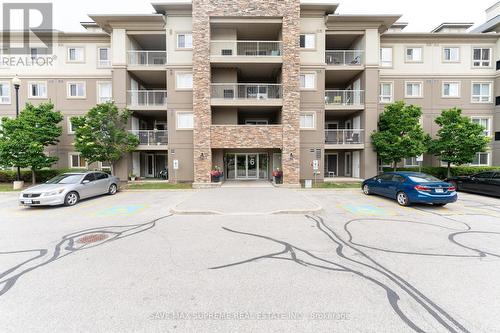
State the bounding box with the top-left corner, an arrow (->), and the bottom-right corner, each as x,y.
24,199 -> 32,204
435,188 -> 444,193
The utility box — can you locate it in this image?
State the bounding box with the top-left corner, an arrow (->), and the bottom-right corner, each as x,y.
304,180 -> 313,188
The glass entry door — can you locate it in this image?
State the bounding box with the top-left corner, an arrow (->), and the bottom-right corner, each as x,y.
228,153 -> 267,180
247,154 -> 258,178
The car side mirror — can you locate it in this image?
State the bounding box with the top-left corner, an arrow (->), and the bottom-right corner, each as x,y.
82,180 -> 90,184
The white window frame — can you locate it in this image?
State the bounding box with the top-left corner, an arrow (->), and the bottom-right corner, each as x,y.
175,72 -> 193,90
442,46 -> 460,63
379,82 -> 393,103
68,152 -> 87,169
299,72 -> 316,90
97,47 -> 111,68
67,116 -> 77,134
471,116 -> 492,137
405,47 -> 423,63
405,81 -> 423,98
67,81 -> 86,99
471,82 -> 492,103
380,47 -> 393,67
67,47 -> 85,63
0,81 -> 11,104
472,47 -> 492,68
470,152 -> 490,166
27,81 -> 48,99
176,111 -> 194,130
442,81 -> 461,98
299,33 -> 316,50
97,81 -> 112,104
176,33 -> 193,49
299,112 -> 316,130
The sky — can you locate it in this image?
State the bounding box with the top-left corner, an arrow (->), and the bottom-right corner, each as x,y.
0,0 -> 496,32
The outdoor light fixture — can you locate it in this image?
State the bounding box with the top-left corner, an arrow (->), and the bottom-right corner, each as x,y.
289,152 -> 294,160
200,152 -> 205,159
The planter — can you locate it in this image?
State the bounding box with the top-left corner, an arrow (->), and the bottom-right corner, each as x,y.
13,180 -> 24,190
274,176 -> 282,184
212,175 -> 221,183
130,177 -> 136,182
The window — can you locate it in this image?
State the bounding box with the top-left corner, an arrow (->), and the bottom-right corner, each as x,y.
300,73 -> 316,90
97,82 -> 112,103
176,112 -> 194,129
380,47 -> 393,67
404,157 -> 419,167
442,82 -> 460,98
0,82 -> 11,104
471,117 -> 491,136
95,172 -> 109,180
28,82 -> 47,98
97,47 -> 110,67
67,82 -> 86,98
471,152 -> 490,166
67,47 -> 84,62
69,153 -> 86,168
175,72 -> 193,89
299,34 -> 315,49
405,47 -> 422,62
471,82 -> 492,103
472,48 -> 491,67
405,82 -> 423,98
299,112 -> 315,129
443,47 -> 460,62
177,33 -> 193,49
379,82 -> 393,103
67,117 -> 77,134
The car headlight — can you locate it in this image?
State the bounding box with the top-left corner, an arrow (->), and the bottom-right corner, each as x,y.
42,188 -> 65,196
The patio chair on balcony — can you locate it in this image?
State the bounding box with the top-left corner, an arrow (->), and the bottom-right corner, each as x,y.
350,56 -> 361,65
333,96 -> 342,104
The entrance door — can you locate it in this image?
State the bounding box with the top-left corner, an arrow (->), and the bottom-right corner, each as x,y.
236,154 -> 247,179
155,154 -> 168,179
247,154 -> 258,179
345,152 -> 352,177
146,154 -> 155,177
325,154 -> 338,177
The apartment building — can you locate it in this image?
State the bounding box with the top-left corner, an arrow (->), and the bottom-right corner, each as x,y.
0,0 -> 499,186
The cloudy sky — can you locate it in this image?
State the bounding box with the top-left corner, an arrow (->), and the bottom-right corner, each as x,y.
1,0 -> 496,32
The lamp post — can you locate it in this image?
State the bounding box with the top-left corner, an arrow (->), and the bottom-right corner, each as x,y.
12,75 -> 21,183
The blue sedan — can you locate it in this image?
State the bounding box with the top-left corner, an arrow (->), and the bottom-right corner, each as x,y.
362,172 -> 458,206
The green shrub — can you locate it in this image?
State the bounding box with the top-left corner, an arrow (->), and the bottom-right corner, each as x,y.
382,166 -> 499,180
0,168 -> 87,183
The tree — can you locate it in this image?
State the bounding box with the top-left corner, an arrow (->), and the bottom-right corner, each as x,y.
71,102 -> 139,175
371,101 -> 430,171
429,108 -> 490,178
0,102 -> 63,184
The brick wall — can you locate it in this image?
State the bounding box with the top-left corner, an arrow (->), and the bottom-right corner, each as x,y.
210,125 -> 283,149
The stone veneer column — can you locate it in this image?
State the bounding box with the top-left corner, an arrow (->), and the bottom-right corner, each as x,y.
191,0 -> 301,185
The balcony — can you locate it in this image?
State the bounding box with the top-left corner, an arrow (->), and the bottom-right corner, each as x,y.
210,125 -> 283,149
325,50 -> 364,67
127,51 -> 167,67
325,129 -> 365,149
210,40 -> 282,63
129,130 -> 168,150
127,90 -> 167,110
325,90 -> 365,110
211,83 -> 282,106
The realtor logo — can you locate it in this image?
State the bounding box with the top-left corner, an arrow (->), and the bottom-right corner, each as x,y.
2,3 -> 53,55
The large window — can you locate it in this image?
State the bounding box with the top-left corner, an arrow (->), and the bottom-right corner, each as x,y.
471,82 -> 492,103
471,152 -> 490,166
0,82 -> 11,104
299,73 -> 316,90
175,72 -> 193,89
67,82 -> 86,98
380,47 -> 393,67
379,82 -> 393,103
471,117 -> 491,136
405,82 -> 423,98
472,48 -> 491,67
97,82 -> 112,103
28,81 -> 47,98
69,153 -> 86,168
177,33 -> 193,49
405,47 -> 422,62
97,47 -> 111,67
299,112 -> 315,129
442,82 -> 460,98
299,34 -> 315,49
443,47 -> 460,62
176,112 -> 194,129
404,157 -> 419,167
67,47 -> 85,62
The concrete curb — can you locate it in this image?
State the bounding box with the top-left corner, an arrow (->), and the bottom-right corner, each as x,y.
169,205 -> 323,216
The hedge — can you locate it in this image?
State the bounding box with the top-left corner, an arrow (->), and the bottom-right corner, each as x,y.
382,166 -> 500,180
0,169 -> 88,183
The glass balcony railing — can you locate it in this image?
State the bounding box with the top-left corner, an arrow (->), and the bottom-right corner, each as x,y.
325,129 -> 364,145
127,51 -> 166,66
210,40 -> 282,57
325,90 -> 364,107
127,90 -> 167,107
129,130 -> 168,146
211,83 -> 282,100
325,50 -> 364,66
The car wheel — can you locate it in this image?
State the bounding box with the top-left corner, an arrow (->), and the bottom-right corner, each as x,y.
108,183 -> 118,195
396,191 -> 410,206
362,184 -> 371,195
434,203 -> 447,207
64,191 -> 79,206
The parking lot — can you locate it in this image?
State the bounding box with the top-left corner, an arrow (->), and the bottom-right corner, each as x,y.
1,187 -> 499,332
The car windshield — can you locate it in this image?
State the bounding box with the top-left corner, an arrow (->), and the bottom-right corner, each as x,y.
408,175 -> 441,183
45,174 -> 82,184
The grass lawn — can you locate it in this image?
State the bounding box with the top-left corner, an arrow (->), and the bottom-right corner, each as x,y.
0,183 -> 21,192
125,182 -> 192,190
311,182 -> 362,189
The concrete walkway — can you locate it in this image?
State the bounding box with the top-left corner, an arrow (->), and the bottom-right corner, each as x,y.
171,187 -> 322,215
221,180 -> 274,188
